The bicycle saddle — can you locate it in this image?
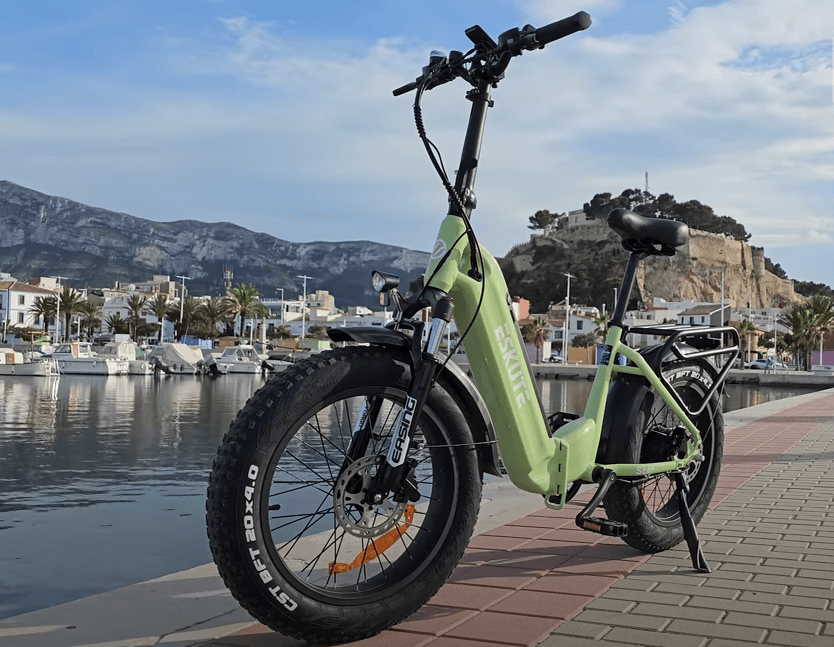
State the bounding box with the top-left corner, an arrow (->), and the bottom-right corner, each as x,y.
607,208 -> 689,256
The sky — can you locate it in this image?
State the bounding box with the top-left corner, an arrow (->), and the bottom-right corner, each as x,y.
1,0 -> 832,286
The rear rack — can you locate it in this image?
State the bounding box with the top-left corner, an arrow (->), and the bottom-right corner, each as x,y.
626,323 -> 739,417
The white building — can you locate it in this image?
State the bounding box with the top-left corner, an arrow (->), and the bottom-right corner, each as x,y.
0,279 -> 59,339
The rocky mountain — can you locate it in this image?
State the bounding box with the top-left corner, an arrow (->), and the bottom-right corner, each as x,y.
500,221 -> 804,314
0,181 -> 429,308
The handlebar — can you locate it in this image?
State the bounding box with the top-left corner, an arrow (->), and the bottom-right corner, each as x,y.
533,11 -> 592,47
392,11 -> 591,96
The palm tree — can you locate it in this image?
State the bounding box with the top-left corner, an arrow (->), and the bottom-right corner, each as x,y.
125,294 -> 148,341
59,288 -> 85,340
177,296 -> 202,341
225,284 -> 268,343
521,317 -> 549,363
733,319 -> 758,364
195,296 -> 230,340
779,304 -> 815,370
104,312 -> 130,335
145,294 -> 172,342
806,295 -> 834,365
592,311 -> 611,344
78,301 -> 101,340
28,296 -> 58,334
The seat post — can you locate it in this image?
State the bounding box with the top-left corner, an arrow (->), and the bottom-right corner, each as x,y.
610,252 -> 642,329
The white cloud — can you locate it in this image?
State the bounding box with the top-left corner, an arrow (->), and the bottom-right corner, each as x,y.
3,0 -> 832,286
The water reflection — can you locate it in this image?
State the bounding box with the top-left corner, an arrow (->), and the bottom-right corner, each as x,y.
0,373 -> 825,619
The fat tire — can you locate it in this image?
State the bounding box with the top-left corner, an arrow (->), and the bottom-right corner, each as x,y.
206,346 -> 481,644
602,361 -> 724,553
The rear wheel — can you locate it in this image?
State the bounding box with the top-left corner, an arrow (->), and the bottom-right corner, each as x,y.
602,362 -> 723,552
206,346 -> 481,644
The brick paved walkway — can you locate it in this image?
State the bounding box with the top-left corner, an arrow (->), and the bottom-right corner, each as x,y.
199,393 -> 834,647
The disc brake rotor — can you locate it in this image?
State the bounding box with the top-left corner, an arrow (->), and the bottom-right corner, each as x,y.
333,455 -> 406,539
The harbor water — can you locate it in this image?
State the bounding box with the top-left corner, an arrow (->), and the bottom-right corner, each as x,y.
0,372 -> 825,619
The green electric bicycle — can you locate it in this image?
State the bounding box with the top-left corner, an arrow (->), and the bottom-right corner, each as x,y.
206,11 -> 739,644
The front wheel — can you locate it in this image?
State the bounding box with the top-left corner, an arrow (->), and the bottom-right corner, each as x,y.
602,361 -> 724,553
206,346 -> 481,644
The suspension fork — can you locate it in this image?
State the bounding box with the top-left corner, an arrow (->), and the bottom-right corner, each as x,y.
368,295 -> 454,502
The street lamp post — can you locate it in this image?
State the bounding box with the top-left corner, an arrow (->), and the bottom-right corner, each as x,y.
51,275 -> 69,343
298,275 -> 312,339
563,273 -> 575,362
176,275 -> 191,340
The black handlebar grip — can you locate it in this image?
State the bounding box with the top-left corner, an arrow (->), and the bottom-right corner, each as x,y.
393,79 -> 420,96
534,11 -> 591,47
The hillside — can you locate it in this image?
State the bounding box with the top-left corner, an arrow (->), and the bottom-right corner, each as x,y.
0,181 -> 429,308
500,223 -> 803,313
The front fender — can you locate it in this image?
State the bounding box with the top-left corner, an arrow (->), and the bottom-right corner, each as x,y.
327,326 -> 502,477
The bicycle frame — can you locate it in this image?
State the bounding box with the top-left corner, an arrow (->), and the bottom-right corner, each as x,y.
426,215 -> 708,509
421,79 -> 714,510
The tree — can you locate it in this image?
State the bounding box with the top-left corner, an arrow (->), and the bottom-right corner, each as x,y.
307,324 -> 329,341
733,319 -> 759,363
104,312 -> 130,335
571,332 -> 598,364
176,296 -> 201,340
125,294 -> 148,341
520,318 -> 549,363
78,301 -> 101,340
583,188 -> 751,241
270,325 -> 294,340
145,294 -> 172,342
59,288 -> 85,340
224,284 -> 269,343
527,210 -> 563,232
28,296 -> 58,334
592,312 -> 611,343
195,296 -> 230,340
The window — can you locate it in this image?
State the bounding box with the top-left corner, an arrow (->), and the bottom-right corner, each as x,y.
690,316 -> 695,324
17,312 -> 24,324
576,320 -> 584,330
18,295 -> 25,306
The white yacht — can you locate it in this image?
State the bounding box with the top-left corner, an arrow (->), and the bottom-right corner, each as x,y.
99,341 -> 154,375
53,342 -> 129,375
0,350 -> 59,377
214,345 -> 269,374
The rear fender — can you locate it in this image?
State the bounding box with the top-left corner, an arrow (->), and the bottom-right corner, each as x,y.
328,326 -> 502,477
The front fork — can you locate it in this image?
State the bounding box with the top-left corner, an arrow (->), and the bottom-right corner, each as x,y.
346,296 -> 454,505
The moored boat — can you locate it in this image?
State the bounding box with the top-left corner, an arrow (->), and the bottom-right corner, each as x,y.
99,341 -> 154,375
146,343 -> 204,375
53,342 -> 129,375
0,350 -> 59,376
214,345 -> 270,374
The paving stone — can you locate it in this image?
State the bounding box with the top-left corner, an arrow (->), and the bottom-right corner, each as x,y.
766,630 -> 834,647
444,610 -> 560,646
723,611 -> 821,633
630,602 -> 723,622
547,621 -> 611,639
738,590 -> 826,609
652,583 -> 738,599
602,627 -> 708,647
569,609 -> 670,631
778,605 -> 834,623
684,596 -> 779,615
664,619 -> 767,642
486,589 -> 595,620
583,598 -> 636,612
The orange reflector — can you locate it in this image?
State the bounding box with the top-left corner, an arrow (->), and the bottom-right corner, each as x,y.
329,504 -> 415,575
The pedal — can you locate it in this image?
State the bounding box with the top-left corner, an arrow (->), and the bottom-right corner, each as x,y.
578,516 -> 628,537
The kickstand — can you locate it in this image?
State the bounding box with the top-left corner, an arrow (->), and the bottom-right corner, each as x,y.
673,471 -> 710,573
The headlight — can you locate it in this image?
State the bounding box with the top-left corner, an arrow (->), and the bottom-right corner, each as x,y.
371,271 -> 400,293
